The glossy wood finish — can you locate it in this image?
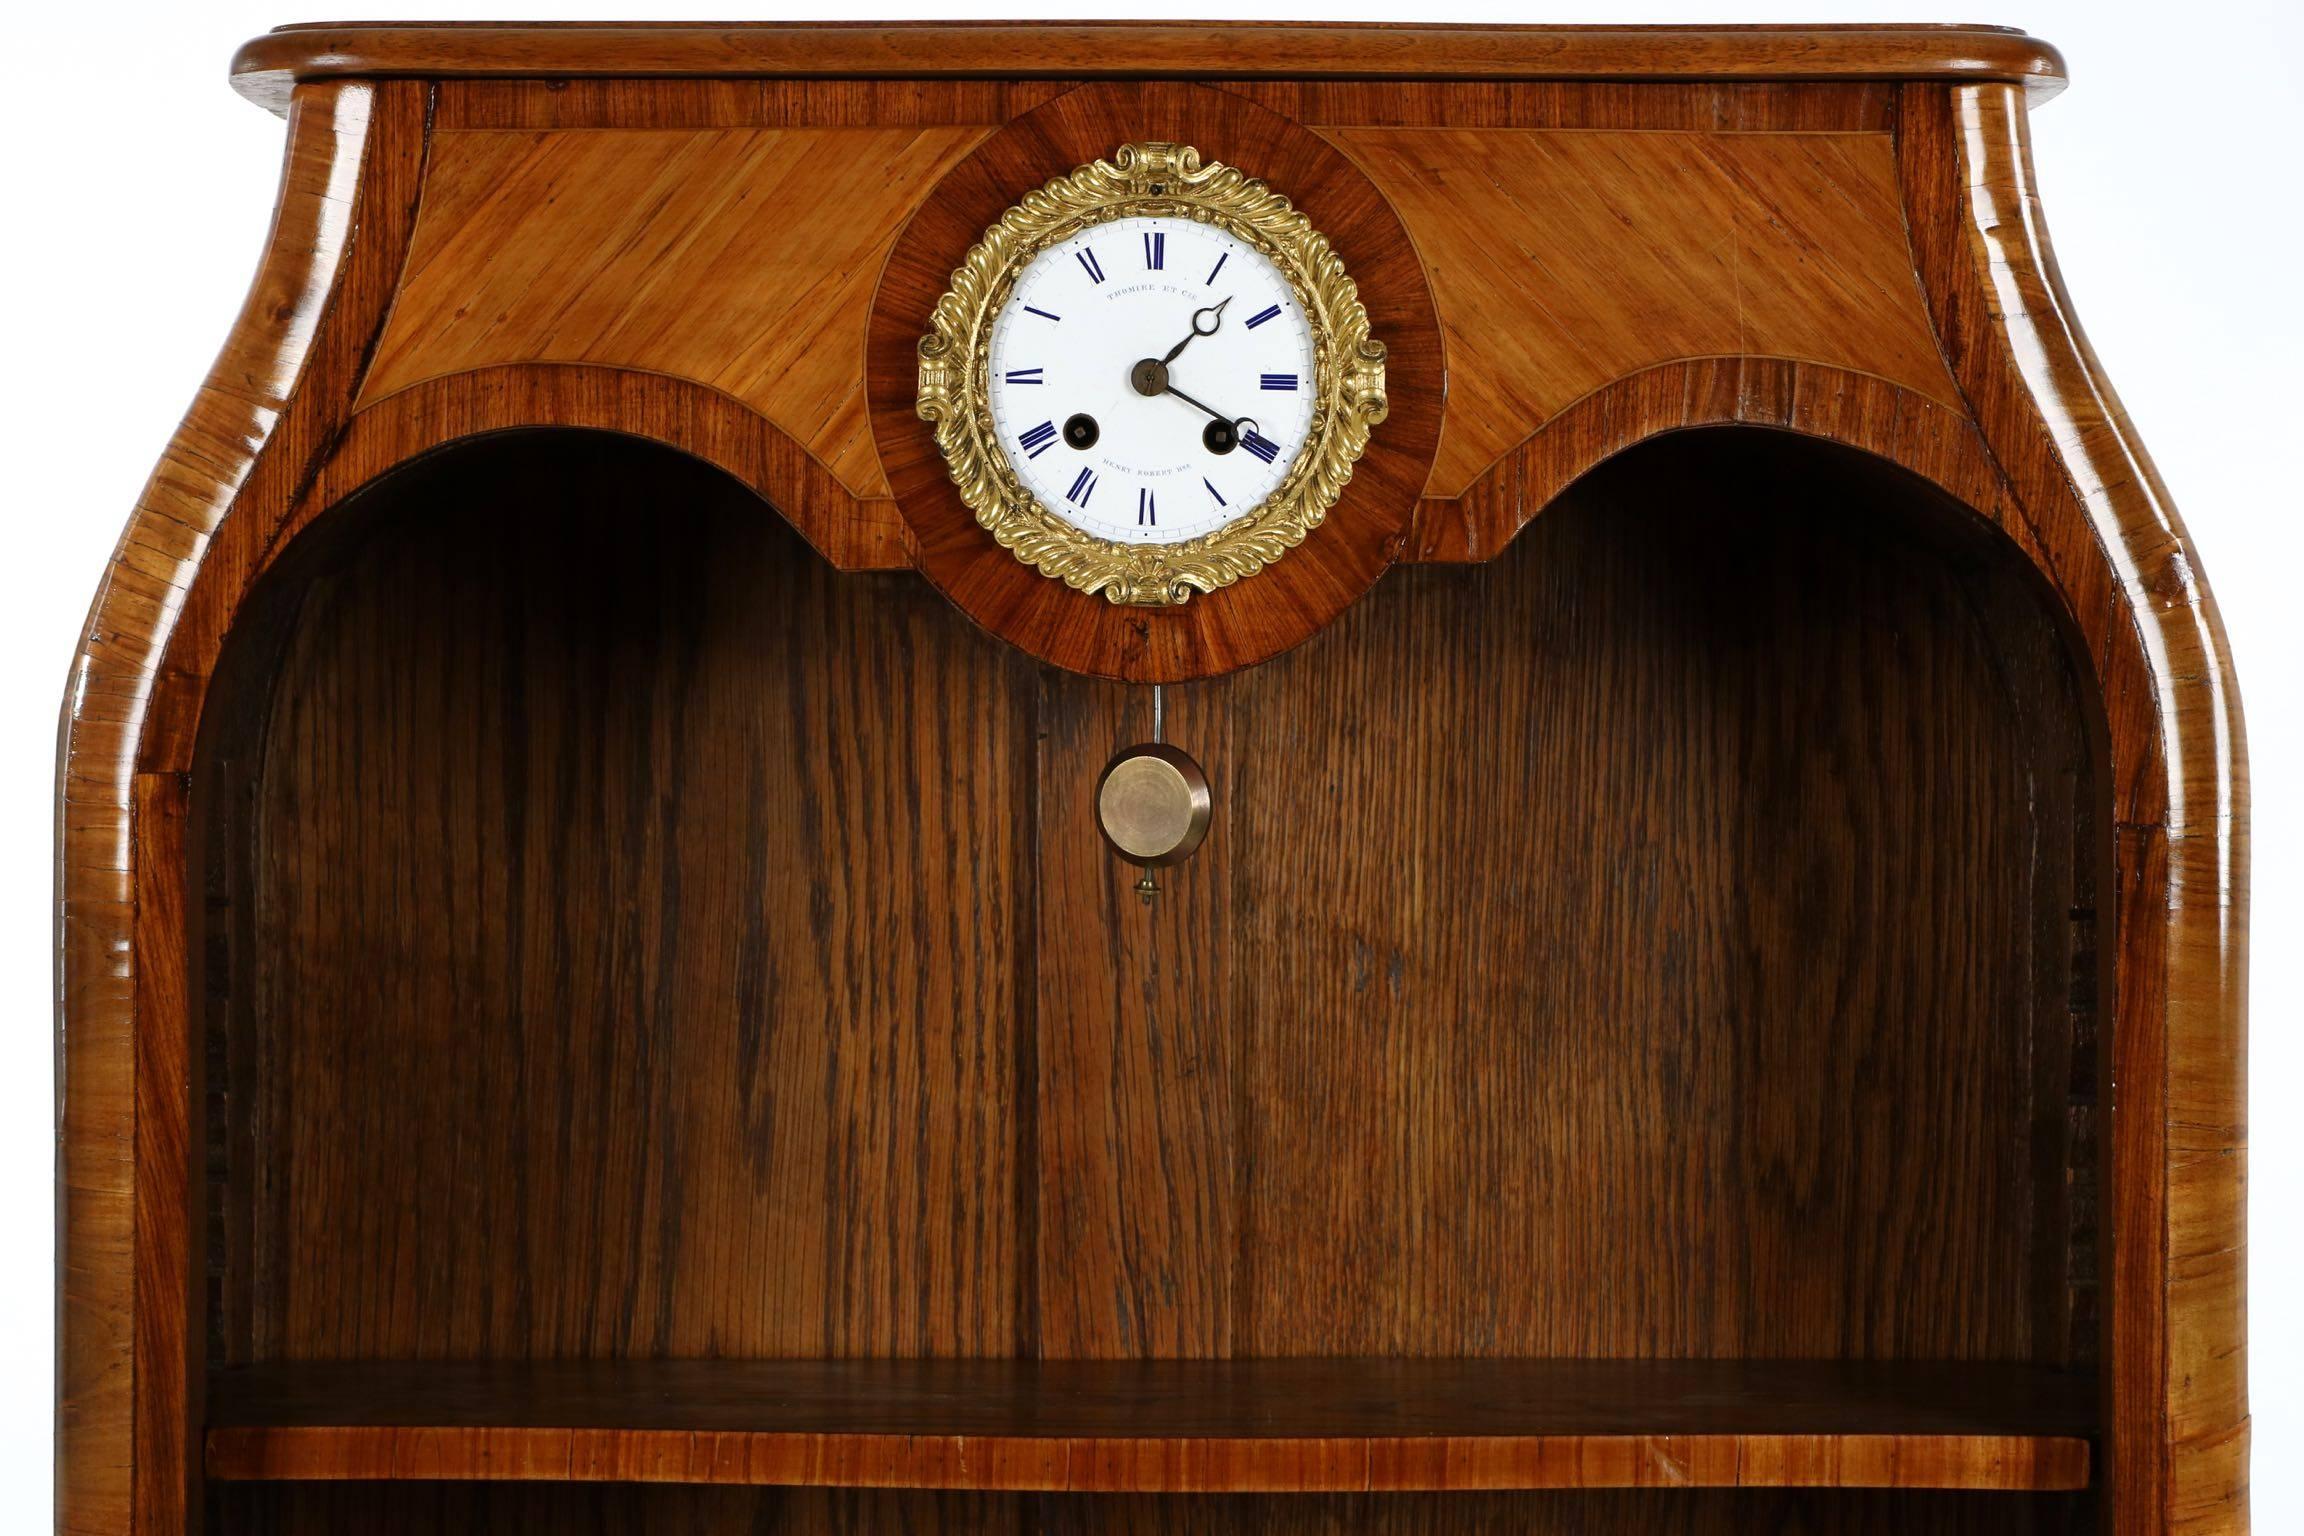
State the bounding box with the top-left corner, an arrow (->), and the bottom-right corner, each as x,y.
58,79 -> 427,1536
866,82 -> 1444,681
214,1485 -> 2096,1536
342,96 -> 1963,557
359,125 -> 992,500
57,27 -> 2245,1536
1337,127 -> 1960,497
1893,83 -> 2250,1536
203,1359 -> 2093,1492
230,24 -> 2069,117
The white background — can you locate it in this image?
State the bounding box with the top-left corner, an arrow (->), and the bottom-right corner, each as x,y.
7,0 -> 2296,1526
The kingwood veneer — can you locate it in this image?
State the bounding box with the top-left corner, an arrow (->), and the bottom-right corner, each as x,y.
55,22 -> 2244,1536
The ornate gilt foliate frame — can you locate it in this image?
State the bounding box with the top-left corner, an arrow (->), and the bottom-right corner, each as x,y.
916,141 -> 1389,606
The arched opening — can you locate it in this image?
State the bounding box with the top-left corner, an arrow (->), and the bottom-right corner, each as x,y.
197,425 -> 2105,1533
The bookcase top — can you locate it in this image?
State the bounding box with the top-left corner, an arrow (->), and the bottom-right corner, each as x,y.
231,22 -> 2067,115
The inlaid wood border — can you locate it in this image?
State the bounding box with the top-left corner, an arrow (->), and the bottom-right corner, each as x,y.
294,365 -> 911,574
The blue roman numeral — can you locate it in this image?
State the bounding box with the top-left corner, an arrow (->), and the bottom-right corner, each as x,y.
1245,304 -> 1282,329
1242,431 -> 1282,464
1023,305 -> 1061,322
1018,420 -> 1058,458
1138,487 -> 1156,526
1260,373 -> 1298,391
1143,232 -> 1164,270
1005,368 -> 1043,384
1203,477 -> 1226,507
1206,252 -> 1229,286
1067,466 -> 1098,507
1076,248 -> 1107,284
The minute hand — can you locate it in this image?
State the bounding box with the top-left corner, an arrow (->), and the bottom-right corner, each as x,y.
1163,382 -> 1245,425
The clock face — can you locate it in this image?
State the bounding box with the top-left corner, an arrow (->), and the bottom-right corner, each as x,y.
986,215 -> 1317,546
915,141 -> 1386,607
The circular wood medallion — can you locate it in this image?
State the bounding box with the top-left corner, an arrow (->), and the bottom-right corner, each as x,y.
867,82 -> 1443,682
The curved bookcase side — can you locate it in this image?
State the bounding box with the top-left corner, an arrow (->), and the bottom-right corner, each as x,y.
1900,79 -> 2249,1536
55,79 -> 429,1536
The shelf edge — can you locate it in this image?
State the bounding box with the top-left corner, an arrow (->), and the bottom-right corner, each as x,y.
207,1426 -> 2091,1494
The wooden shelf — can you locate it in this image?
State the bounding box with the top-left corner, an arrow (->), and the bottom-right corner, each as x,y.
207,1359 -> 2093,1494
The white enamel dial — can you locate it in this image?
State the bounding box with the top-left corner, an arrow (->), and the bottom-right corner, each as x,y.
986,215 -> 1318,545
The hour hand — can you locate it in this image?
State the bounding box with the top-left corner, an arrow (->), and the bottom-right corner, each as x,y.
1159,296 -> 1230,365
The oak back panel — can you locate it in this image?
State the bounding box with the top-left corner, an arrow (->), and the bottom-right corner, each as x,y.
198,428 -> 2096,1378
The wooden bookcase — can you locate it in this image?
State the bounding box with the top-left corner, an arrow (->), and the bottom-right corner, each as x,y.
57,23 -> 2247,1536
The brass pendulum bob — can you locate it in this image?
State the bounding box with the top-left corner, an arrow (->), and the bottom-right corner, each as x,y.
1095,685 -> 1211,903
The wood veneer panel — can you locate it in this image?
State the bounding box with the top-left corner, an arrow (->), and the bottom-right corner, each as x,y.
204,432 -> 1032,1363
1334,127 -> 1961,496
359,126 -> 991,499
434,78 -> 1068,130
356,86 -> 1952,529
431,79 -> 1899,134
1249,80 -> 1899,131
204,1358 -> 2092,1493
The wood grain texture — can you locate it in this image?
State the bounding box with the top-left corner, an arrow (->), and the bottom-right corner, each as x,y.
866,81 -> 1445,682
433,78 -> 1070,131
202,1359 -> 2093,1493
1333,127 -> 1961,496
131,777 -> 193,1536
429,78 -> 1904,135
204,434 -> 1031,1365
228,24 -> 2070,117
56,79 -> 427,1536
193,428 -> 2096,1416
212,1485 -> 2090,1536
358,125 -> 992,499
1238,80 -> 1900,132
1209,433 -> 2090,1364
1894,82 -> 2249,1536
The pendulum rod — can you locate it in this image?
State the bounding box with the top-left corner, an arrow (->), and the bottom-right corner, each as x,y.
1137,684 -> 1165,902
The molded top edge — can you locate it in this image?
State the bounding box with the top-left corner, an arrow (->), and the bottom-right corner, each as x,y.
231,21 -> 2068,115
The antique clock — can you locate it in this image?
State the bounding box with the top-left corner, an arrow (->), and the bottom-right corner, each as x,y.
57,22 -> 2246,1536
916,140 -> 1387,605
